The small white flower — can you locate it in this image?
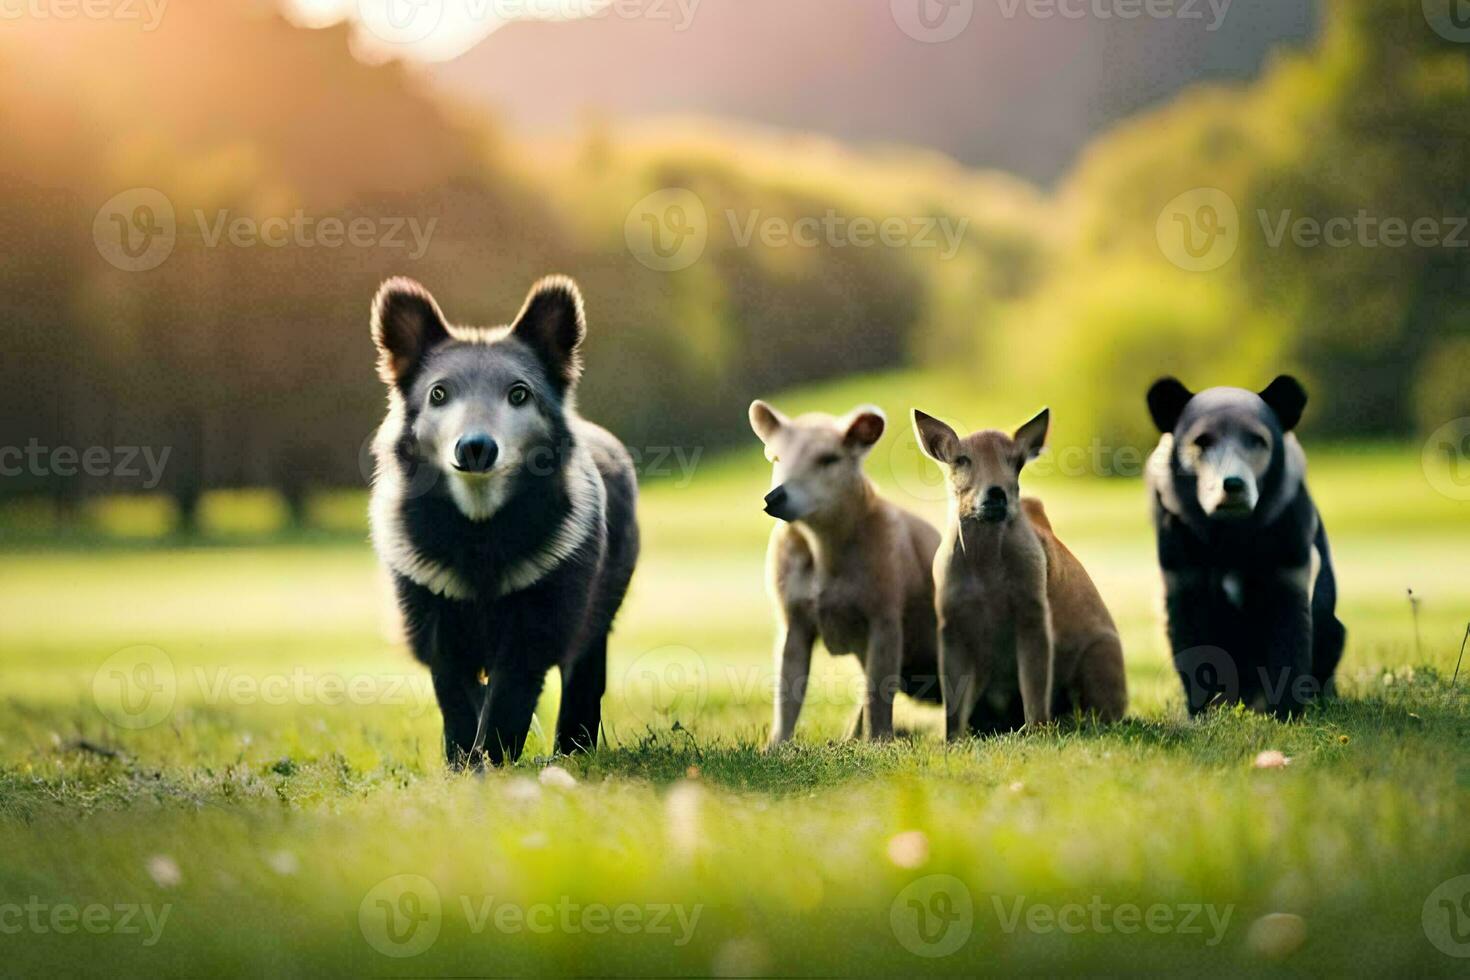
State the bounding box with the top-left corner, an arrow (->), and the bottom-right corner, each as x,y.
538,765 -> 577,789
886,830 -> 930,869
265,850 -> 300,876
146,854 -> 182,889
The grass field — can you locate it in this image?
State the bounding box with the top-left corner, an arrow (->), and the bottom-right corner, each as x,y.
3,372 -> 1469,976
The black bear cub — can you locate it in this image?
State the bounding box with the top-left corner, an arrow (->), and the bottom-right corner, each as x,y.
1146,375 -> 1345,717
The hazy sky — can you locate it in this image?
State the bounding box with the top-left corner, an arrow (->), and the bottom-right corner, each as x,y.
282,0 -> 611,62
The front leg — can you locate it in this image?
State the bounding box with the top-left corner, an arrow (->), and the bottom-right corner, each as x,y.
862,617 -> 903,741
1014,595 -> 1054,726
939,619 -> 983,741
769,619 -> 816,748
1162,567 -> 1236,715
1246,567 -> 1315,718
476,668 -> 547,766
431,668 -> 484,769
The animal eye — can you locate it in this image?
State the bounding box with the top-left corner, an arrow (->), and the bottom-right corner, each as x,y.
952,455 -> 970,468
818,453 -> 842,467
508,383 -> 531,407
1244,432 -> 1267,449
429,384 -> 448,406
1194,433 -> 1216,450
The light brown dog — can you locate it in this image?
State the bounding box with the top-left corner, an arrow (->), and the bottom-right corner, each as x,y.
912,407 -> 1126,737
750,401 -> 943,745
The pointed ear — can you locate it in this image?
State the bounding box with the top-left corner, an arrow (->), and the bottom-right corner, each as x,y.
372,278 -> 451,386
912,409 -> 959,463
510,275 -> 586,390
1259,375 -> 1307,432
1147,377 -> 1194,433
748,400 -> 788,443
842,405 -> 886,451
1013,407 -> 1050,460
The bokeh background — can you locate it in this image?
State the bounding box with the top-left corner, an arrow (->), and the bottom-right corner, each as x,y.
3,0 -> 1467,536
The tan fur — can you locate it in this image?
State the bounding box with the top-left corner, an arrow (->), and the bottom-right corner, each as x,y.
752,402 -> 940,745
914,410 -> 1126,736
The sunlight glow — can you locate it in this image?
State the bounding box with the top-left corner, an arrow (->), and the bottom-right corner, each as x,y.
280,0 -> 617,63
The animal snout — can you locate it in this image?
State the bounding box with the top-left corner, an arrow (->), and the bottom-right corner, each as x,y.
763,485 -> 788,515
454,433 -> 499,473
1222,476 -> 1247,495
979,485 -> 1008,521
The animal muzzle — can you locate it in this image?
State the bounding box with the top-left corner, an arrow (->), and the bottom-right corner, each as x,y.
453,433 -> 499,473
763,485 -> 797,522
978,486 -> 1009,523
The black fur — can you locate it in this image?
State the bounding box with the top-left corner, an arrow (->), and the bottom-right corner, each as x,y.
1145,376 -> 1345,718
371,278 -> 639,767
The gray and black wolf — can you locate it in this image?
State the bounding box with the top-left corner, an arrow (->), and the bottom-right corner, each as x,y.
369,276 -> 639,766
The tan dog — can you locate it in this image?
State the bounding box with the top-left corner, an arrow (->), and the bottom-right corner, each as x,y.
750,401 -> 942,745
912,407 -> 1126,737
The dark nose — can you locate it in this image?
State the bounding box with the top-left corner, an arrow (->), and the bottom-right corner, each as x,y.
763,486 -> 788,514
454,434 -> 498,473
983,486 -> 1007,506
1222,476 -> 1246,495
